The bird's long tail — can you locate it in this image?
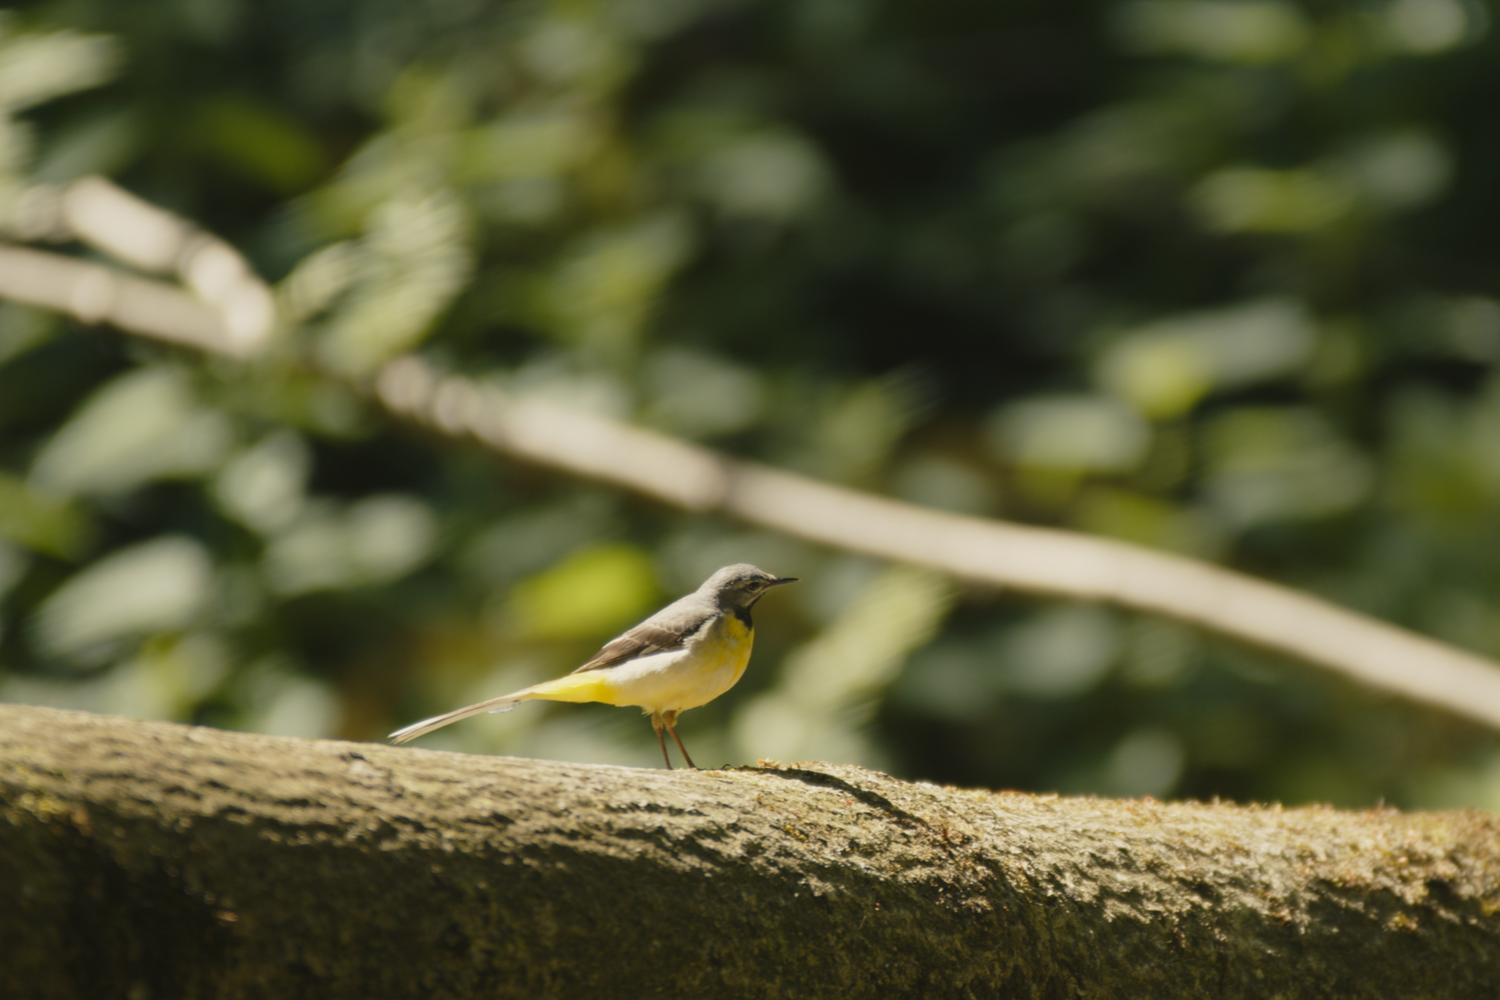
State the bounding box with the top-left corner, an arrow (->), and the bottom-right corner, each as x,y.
388,673 -> 616,744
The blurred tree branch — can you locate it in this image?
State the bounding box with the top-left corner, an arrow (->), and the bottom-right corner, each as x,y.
3,703 -> 1497,999
0,177 -> 272,356
5,177 -> 1500,732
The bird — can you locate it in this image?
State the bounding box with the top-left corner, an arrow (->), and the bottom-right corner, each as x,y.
389,563 -> 797,768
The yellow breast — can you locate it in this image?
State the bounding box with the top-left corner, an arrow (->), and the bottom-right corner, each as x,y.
715,614 -> 755,684
663,612 -> 754,711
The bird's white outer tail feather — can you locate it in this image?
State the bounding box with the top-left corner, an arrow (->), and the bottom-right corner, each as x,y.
388,694 -> 522,744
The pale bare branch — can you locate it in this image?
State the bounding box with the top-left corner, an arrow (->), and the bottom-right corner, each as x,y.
0,243 -> 230,352
0,176 -> 274,354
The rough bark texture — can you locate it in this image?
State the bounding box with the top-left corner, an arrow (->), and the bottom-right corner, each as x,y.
1,703 -> 1497,999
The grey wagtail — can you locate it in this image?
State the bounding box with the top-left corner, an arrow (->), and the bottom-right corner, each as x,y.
389,563 -> 797,768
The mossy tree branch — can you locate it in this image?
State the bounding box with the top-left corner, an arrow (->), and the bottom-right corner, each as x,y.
2,703 -> 1497,999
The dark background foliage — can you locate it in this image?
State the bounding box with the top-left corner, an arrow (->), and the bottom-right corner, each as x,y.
3,0 -> 1499,809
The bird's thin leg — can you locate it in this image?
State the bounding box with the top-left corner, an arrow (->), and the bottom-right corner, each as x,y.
663,710 -> 697,770
669,728 -> 697,770
651,712 -> 673,769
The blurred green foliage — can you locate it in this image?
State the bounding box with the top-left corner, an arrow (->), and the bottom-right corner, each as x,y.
2,0 -> 1500,810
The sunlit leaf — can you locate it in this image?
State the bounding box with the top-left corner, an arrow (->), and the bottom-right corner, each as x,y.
30,367 -> 233,497
0,25 -> 118,113
32,536 -> 213,663
0,471 -> 91,557
320,190 -> 474,375
508,543 -> 657,641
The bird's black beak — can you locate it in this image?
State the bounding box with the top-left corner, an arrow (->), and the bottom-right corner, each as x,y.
770,576 -> 798,586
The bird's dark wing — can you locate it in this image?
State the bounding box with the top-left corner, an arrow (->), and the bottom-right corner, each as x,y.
571,614 -> 710,673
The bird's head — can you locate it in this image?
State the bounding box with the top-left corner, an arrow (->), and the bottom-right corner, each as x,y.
703,563 -> 798,610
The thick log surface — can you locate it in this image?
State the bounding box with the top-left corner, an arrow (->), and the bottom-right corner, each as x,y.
1,703 -> 1497,998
